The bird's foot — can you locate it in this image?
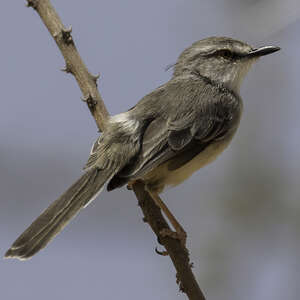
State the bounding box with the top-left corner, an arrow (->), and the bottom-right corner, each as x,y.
155,247 -> 169,256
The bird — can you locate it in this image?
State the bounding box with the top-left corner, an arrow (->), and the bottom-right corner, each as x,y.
5,37 -> 280,260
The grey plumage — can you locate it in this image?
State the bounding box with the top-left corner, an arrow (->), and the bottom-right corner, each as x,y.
5,37 -> 280,260
109,76 -> 242,192
5,168 -> 115,260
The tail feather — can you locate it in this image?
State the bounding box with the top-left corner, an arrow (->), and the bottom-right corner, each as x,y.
5,168 -> 113,260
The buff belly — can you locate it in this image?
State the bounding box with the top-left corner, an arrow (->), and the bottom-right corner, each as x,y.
143,137 -> 233,193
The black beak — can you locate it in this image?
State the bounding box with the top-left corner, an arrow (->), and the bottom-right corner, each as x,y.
246,46 -> 280,58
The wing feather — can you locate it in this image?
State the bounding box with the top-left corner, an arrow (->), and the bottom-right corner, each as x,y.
100,77 -> 241,189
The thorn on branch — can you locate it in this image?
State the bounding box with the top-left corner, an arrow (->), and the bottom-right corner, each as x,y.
176,273 -> 186,293
91,73 -> 100,86
61,26 -> 73,45
53,31 -> 59,39
61,65 -> 73,74
81,93 -> 97,110
26,0 -> 38,9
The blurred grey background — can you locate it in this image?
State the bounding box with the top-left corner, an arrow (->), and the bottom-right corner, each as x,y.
1,1 -> 299,299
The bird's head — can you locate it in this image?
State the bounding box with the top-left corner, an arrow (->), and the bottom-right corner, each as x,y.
173,37 -> 280,91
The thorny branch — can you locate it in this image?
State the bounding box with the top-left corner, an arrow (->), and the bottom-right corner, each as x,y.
25,1 -> 206,299
26,0 -> 108,131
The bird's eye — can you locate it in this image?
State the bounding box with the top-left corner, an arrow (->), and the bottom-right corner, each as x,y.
218,49 -> 234,59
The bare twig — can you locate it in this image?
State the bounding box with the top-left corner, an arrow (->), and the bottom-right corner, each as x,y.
25,1 -> 206,299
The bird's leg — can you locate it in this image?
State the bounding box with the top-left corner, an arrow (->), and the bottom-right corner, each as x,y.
147,189 -> 187,247
127,180 -> 137,190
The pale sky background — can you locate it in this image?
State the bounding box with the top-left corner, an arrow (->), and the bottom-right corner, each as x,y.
1,1 -> 300,300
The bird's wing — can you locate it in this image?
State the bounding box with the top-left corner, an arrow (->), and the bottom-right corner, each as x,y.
83,118 -> 142,172
128,111 -> 227,179
84,135 -> 103,170
112,78 -> 240,184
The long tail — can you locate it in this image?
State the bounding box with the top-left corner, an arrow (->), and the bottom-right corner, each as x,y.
5,168 -> 113,260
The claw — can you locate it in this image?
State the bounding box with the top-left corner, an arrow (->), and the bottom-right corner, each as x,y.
155,247 -> 168,256
157,236 -> 163,245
